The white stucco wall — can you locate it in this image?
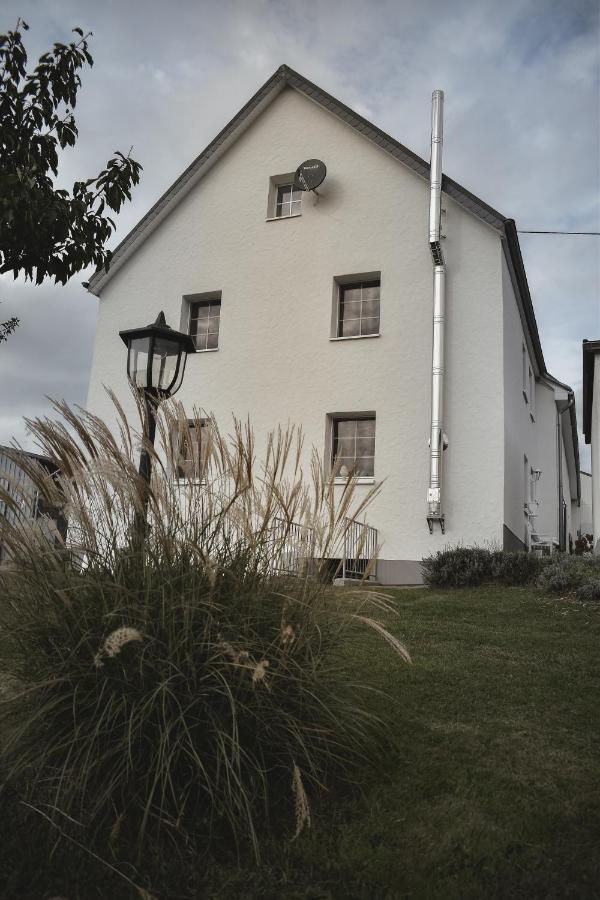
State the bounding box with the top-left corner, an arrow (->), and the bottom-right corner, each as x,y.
573,471 -> 593,538
86,86 -> 510,579
592,356 -> 600,553
534,381 -> 560,543
502,251 -> 542,548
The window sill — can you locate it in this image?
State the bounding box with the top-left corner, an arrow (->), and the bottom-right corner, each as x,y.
331,476 -> 375,485
330,334 -> 381,342
265,214 -> 302,222
191,347 -> 219,354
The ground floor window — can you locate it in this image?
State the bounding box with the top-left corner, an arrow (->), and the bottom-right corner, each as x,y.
331,416 -> 376,477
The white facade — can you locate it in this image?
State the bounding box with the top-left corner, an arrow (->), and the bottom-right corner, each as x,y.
85,68 -> 581,582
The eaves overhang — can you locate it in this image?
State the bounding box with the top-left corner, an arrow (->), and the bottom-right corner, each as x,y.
583,339 -> 600,444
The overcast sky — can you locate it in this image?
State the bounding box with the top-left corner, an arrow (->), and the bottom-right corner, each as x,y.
1,0 -> 598,468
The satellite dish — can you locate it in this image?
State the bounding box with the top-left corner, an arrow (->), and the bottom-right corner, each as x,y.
294,159 -> 327,192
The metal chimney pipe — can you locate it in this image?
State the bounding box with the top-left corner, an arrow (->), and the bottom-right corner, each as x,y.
427,90 -> 447,532
429,90 -> 444,247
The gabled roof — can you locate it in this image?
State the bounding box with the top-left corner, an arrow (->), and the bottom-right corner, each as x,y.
87,63 -> 510,298
87,66 -> 559,385
583,339 -> 600,444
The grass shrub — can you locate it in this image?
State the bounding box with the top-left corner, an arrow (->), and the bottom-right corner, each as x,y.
0,393 -> 409,880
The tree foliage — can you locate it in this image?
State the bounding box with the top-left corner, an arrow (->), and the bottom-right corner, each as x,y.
0,20 -> 142,286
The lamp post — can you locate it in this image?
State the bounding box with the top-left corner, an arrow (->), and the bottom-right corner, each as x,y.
119,311 -> 195,531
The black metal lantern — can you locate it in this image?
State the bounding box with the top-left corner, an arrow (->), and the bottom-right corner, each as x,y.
119,311 -> 195,398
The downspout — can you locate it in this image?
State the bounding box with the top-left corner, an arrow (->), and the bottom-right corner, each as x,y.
427,89 -> 447,534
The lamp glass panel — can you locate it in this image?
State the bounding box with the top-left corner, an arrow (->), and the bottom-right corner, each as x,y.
128,337 -> 150,388
152,337 -> 181,393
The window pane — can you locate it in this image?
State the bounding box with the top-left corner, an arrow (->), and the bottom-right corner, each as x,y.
291,200 -> 302,215
356,437 -> 375,456
339,317 -> 360,337
277,185 -> 293,201
206,332 -> 219,350
356,419 -> 375,437
192,304 -> 209,320
355,456 -> 374,477
334,457 -> 355,476
362,283 -> 380,300
334,437 -> 355,457
335,420 -> 356,439
194,318 -> 210,335
361,298 -> 379,317
361,316 -> 379,335
341,287 -> 361,304
340,299 -> 361,319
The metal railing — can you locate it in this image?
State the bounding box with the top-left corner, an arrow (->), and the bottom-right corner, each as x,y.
270,517 -> 313,576
342,517 -> 378,581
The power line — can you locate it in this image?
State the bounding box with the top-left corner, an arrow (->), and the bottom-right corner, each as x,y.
517,229 -> 600,235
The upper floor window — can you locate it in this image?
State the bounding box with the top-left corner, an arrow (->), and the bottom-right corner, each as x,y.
189,299 -> 220,351
331,416 -> 376,478
275,183 -> 302,218
174,419 -> 211,481
333,277 -> 381,339
267,174 -> 302,220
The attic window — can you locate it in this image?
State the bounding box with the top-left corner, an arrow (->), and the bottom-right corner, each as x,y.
267,175 -> 302,220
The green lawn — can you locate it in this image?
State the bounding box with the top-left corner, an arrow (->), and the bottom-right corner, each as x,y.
2,585 -> 599,898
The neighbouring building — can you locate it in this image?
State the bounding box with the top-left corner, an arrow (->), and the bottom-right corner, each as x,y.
0,447 -> 67,562
583,340 -> 600,553
85,65 -> 581,583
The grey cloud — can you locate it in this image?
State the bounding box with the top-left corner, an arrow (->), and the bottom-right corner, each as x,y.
0,0 -> 597,470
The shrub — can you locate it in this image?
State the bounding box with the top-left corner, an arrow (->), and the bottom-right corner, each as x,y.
0,393 -> 409,873
421,546 -> 494,587
575,581 -> 600,602
537,554 -> 600,594
421,546 -> 541,588
490,551 -> 542,586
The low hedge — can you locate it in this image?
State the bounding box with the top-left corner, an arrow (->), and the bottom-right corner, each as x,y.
421,547 -> 542,588
422,545 -> 600,594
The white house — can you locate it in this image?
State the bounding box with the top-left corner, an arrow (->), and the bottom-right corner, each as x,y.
583,340 -> 600,553
85,65 -> 581,583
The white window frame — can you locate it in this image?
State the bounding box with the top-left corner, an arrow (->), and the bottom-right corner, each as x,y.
266,174 -> 302,220
330,272 -> 382,341
182,291 -> 222,352
327,413 -> 376,483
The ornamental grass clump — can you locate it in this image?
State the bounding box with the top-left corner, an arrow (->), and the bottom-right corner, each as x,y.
0,392 -> 409,867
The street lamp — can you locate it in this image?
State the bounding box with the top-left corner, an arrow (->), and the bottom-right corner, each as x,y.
119,311 -> 195,521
